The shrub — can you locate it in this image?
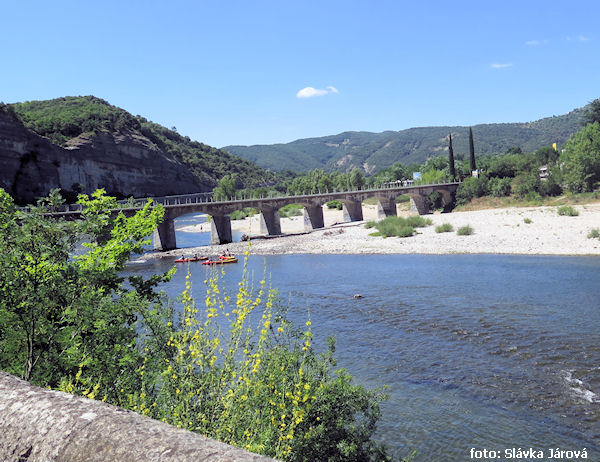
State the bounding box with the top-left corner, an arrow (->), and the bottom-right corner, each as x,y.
557,205 -> 579,216
326,200 -> 343,210
435,223 -> 453,233
396,226 -> 416,237
538,177 -> 562,197
524,191 -> 542,203
132,261 -> 391,461
455,177 -> 489,205
523,218 -> 532,224
587,228 -> 600,239
279,204 -> 304,218
364,221 -> 376,229
371,216 -> 431,238
457,225 -> 474,235
230,207 -> 258,220
395,194 -> 410,203
512,173 -> 540,199
489,177 -> 512,197
404,215 -> 432,228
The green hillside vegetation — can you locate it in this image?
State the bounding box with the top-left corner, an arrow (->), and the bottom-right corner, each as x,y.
281,119 -> 600,210
10,96 -> 288,190
224,105 -> 586,174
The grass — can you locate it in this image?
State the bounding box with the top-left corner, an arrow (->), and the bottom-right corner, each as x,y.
523,218 -> 532,224
364,221 -> 376,229
435,223 -> 453,233
370,215 -> 431,238
588,228 -> 600,239
457,225 -> 474,235
557,205 -> 579,216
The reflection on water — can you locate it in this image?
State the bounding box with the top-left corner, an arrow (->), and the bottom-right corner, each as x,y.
128,248 -> 600,460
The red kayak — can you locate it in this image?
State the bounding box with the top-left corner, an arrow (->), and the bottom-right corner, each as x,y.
174,256 -> 208,263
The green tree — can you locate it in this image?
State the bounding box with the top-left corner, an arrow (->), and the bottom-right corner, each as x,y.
213,174 -> 237,200
349,168 -> 366,190
559,122 -> 600,192
448,133 -> 456,180
0,189 -> 170,399
455,176 -> 489,204
583,98 -> 600,125
469,127 -> 477,172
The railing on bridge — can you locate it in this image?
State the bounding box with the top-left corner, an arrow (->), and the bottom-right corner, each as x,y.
16,181 -> 460,214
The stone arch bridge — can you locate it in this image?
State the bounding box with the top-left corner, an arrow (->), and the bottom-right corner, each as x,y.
38,182 -> 460,250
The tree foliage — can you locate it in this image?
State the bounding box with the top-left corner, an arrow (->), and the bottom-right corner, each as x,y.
213,174 -> 237,200
448,133 -> 456,180
9,96 -> 288,191
0,188 -> 170,399
0,189 -> 394,461
559,122 -> 600,192
583,98 -> 600,125
469,127 -> 476,172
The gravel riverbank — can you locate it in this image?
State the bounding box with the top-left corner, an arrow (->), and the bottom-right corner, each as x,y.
153,203 -> 600,258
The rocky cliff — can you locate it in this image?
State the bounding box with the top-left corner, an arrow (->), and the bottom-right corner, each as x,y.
0,107 -> 204,205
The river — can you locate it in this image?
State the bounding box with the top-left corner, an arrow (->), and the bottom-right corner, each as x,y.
126,218 -> 600,460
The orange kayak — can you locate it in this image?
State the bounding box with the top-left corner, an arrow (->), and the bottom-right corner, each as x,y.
202,257 -> 238,265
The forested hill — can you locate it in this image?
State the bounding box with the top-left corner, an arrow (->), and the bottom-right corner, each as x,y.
224,105 -> 587,174
3,96 -> 283,203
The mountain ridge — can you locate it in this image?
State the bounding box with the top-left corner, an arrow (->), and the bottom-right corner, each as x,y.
224,106 -> 587,173
1,96 -> 283,204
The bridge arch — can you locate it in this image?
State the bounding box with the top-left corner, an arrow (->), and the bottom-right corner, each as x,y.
146,182 -> 460,249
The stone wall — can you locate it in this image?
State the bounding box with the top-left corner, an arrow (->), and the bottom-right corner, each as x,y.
0,372 -> 275,462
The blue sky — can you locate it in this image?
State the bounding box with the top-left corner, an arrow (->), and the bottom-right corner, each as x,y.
2,0 -> 599,147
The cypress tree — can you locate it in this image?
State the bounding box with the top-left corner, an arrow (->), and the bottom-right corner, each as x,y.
448,133 -> 456,180
469,127 -> 476,172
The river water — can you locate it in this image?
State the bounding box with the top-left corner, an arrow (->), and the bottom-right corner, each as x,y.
129,219 -> 600,460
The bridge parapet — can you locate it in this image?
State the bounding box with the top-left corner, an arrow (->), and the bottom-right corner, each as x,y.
0,372 -> 274,462
19,182 -> 460,249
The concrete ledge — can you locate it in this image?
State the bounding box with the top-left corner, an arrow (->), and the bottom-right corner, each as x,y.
0,372 -> 275,462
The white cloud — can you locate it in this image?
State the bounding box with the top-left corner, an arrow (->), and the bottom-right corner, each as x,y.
490,63 -> 513,69
567,35 -> 590,42
525,39 -> 547,46
296,86 -> 339,98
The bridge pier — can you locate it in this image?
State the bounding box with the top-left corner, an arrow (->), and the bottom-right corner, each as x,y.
259,209 -> 282,235
303,205 -> 324,231
153,218 -> 177,251
440,190 -> 455,212
210,214 -> 233,245
342,200 -> 363,222
410,194 -> 430,215
376,198 -> 397,219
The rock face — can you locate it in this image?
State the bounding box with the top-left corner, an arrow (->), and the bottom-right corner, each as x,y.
0,372 -> 275,462
0,109 -> 205,204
